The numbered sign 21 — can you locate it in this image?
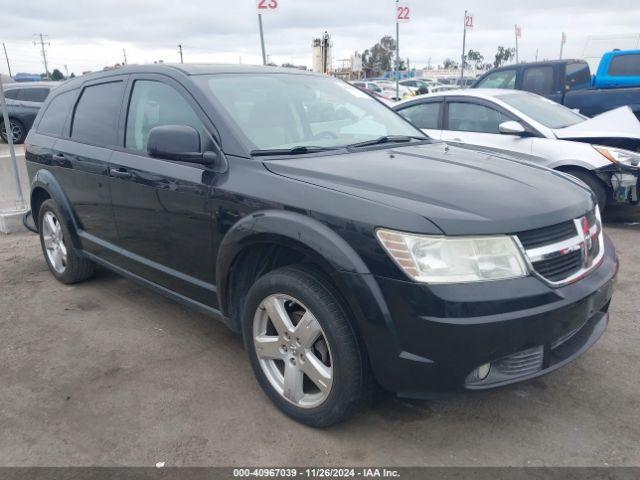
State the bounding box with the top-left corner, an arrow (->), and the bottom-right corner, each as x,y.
257,0 -> 279,13
464,13 -> 473,30
396,3 -> 410,23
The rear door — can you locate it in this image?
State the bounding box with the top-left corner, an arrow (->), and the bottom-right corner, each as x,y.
440,97 -> 535,160
394,98 -> 443,139
108,75 -> 216,306
53,77 -> 126,254
521,65 -> 562,102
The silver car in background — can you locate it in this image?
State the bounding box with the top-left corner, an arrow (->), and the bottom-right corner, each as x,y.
394,89 -> 640,209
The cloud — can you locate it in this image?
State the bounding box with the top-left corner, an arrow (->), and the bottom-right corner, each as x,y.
1,0 -> 639,74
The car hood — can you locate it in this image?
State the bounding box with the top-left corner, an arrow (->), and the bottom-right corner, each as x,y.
553,106 -> 640,140
263,142 -> 593,235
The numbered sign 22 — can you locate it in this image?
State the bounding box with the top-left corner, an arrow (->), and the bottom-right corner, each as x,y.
464,13 -> 473,30
396,3 -> 410,23
257,0 -> 279,13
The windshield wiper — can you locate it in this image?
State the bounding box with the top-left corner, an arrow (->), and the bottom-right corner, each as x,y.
347,135 -> 427,149
251,146 -> 342,156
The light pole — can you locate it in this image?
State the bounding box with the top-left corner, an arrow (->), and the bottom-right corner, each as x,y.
395,0 -> 400,101
258,14 -> 267,65
460,10 -> 467,84
0,81 -> 25,210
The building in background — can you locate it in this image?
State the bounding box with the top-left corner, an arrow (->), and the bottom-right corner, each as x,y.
312,32 -> 332,74
333,51 -> 363,81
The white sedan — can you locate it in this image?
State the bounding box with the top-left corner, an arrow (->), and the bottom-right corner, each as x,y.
393,89 -> 640,208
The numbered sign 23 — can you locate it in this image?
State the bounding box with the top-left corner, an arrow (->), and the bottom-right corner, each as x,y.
396,3 -> 410,23
257,0 -> 279,13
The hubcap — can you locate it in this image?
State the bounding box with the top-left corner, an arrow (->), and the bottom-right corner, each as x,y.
253,294 -> 333,409
1,122 -> 22,143
42,211 -> 67,274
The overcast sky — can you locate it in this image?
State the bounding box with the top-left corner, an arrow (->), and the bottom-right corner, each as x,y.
1,0 -> 639,76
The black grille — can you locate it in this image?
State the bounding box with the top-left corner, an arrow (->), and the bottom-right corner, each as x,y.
532,250 -> 583,282
516,221 -> 576,249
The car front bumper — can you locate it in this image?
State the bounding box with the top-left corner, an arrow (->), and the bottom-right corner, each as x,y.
346,235 -> 618,398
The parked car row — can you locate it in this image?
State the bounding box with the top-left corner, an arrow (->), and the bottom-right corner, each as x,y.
473,50 -> 640,119
23,64 -> 618,427
0,82 -> 58,143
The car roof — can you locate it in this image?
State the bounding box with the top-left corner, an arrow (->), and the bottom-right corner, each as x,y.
393,88 -> 537,108
4,81 -> 60,89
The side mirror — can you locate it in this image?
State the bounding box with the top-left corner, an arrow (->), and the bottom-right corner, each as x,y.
498,120 -> 526,136
147,124 -> 207,163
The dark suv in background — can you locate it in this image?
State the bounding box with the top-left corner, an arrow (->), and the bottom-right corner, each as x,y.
24,64 -> 617,426
1,81 -> 57,143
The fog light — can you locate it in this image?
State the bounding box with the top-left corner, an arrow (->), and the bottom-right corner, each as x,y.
477,363 -> 491,380
466,362 -> 492,384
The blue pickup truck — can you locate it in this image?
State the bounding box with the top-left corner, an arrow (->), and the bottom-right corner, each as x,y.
473,50 -> 640,119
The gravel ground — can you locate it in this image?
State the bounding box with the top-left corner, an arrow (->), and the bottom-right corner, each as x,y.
0,217 -> 638,467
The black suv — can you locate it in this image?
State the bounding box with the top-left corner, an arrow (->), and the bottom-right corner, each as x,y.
1,81 -> 57,143
24,65 -> 617,426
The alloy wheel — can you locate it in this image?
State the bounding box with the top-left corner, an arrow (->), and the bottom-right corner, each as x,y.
0,121 -> 22,143
42,211 -> 67,274
253,294 -> 333,409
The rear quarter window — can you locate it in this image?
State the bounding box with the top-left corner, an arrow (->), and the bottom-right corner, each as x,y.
522,66 -> 554,95
19,88 -> 50,103
608,54 -> 640,76
71,81 -> 125,146
37,90 -> 76,137
4,89 -> 21,100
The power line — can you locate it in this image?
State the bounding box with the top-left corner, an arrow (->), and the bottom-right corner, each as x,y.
33,33 -> 51,79
2,43 -> 11,77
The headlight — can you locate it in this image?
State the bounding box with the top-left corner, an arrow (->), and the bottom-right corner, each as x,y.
376,229 -> 529,284
593,145 -> 640,167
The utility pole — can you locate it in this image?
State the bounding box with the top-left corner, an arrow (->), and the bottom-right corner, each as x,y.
559,32 -> 566,59
2,43 -> 12,77
460,10 -> 468,84
514,25 -> 520,64
122,48 -> 128,65
258,14 -> 267,65
64,64 -> 68,78
395,0 -> 400,101
178,44 -> 184,64
34,33 -> 50,79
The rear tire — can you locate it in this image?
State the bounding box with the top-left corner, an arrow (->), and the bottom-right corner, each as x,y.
38,199 -> 95,284
565,170 -> 608,211
242,265 -> 369,427
0,119 -> 26,144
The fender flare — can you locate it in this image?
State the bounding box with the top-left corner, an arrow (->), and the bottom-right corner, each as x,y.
30,169 -> 83,249
216,210 -> 371,311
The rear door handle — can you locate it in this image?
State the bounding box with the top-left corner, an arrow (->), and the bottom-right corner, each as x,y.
109,167 -> 132,179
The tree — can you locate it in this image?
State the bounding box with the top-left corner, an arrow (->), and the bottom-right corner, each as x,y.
442,58 -> 459,70
50,68 -> 65,81
69,73 -> 76,78
493,46 -> 516,68
362,35 -> 396,77
465,49 -> 484,69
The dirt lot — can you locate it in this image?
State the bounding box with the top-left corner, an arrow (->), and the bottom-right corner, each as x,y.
0,216 -> 639,467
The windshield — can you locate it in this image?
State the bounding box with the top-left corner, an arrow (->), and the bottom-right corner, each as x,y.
195,73 -> 425,151
497,92 -> 586,129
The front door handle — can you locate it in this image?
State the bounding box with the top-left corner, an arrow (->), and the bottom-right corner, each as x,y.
109,167 -> 132,179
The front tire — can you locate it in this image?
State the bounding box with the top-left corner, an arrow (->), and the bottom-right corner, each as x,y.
38,199 -> 95,284
242,265 -> 369,427
565,170 -> 609,211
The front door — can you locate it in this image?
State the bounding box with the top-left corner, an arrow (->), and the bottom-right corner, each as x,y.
108,76 -> 216,307
440,99 -> 535,161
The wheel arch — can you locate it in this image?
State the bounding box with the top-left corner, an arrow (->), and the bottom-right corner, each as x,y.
29,169 -> 82,248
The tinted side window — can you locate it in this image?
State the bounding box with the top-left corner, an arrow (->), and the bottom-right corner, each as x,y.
565,63 -> 591,90
37,90 -> 76,137
19,88 -> 50,103
608,54 -> 640,76
71,82 -> 124,146
125,80 -> 205,152
476,70 -> 516,89
4,89 -> 21,100
447,102 -> 510,134
522,66 -> 554,95
398,102 -> 440,129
